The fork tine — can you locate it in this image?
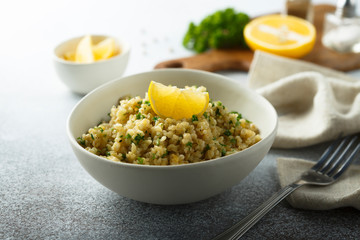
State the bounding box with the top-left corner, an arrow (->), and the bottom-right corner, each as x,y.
326,135 -> 359,176
312,134 -> 345,172
331,138 -> 360,179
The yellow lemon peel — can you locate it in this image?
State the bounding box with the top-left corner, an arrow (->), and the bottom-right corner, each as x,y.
148,81 -> 209,120
244,14 -> 316,58
64,35 -> 119,63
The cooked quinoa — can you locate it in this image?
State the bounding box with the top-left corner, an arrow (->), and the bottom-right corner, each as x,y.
78,86 -> 261,165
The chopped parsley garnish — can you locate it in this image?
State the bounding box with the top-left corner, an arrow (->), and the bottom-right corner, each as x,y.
221,149 -> 226,156
192,115 -> 198,122
106,151 -> 111,156
134,134 -> 145,144
204,144 -> 210,153
153,116 -> 159,122
90,134 -> 95,140
215,108 -> 221,116
144,101 -> 151,106
230,111 -> 242,120
161,150 -> 168,158
77,137 -> 85,145
137,157 -> 144,164
186,142 -> 193,148
136,112 -> 145,120
230,138 -> 237,144
224,130 -> 232,136
136,101 -> 143,109
203,112 -> 208,119
122,153 -> 126,160
95,127 -> 104,132
125,134 -> 132,139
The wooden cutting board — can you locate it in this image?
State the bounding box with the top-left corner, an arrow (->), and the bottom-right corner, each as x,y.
155,4 -> 360,72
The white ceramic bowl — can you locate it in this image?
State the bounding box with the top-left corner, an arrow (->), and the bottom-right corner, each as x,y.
67,69 -> 278,205
53,35 -> 130,94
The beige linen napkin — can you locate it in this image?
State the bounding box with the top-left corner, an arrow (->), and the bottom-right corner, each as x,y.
249,51 -> 360,210
248,51 -> 360,149
277,157 -> 360,210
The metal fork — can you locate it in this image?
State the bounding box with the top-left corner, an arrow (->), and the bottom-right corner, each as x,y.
213,134 -> 360,240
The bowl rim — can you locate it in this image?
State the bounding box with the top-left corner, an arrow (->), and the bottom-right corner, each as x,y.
66,69 -> 278,170
53,34 -> 131,66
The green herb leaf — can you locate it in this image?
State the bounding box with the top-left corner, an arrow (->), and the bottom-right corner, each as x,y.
137,157 -> 144,164
224,129 -> 231,136
136,112 -> 144,120
134,134 -> 145,145
203,144 -> 210,153
182,8 -> 250,53
161,150 -> 168,158
203,112 -> 208,119
77,137 -> 85,145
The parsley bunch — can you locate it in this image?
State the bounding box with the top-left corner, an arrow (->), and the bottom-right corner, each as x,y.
183,8 -> 250,53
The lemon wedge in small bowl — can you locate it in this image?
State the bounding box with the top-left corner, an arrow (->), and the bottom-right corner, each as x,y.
53,34 -> 130,94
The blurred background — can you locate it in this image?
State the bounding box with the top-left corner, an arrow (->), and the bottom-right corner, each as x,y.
0,0 -> 340,96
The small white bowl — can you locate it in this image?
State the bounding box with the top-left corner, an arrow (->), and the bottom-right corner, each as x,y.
53,35 -> 130,94
67,69 -> 278,205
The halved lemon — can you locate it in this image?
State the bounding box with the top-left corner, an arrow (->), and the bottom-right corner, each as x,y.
75,35 -> 95,63
244,14 -> 316,58
148,81 -> 209,120
93,37 -> 116,61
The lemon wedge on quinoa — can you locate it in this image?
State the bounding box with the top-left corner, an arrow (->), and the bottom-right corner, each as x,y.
93,37 -> 117,61
75,35 -> 95,63
148,81 -> 209,120
244,14 -> 316,58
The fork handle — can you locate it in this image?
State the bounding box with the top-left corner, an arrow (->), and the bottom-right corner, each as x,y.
212,183 -> 303,240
